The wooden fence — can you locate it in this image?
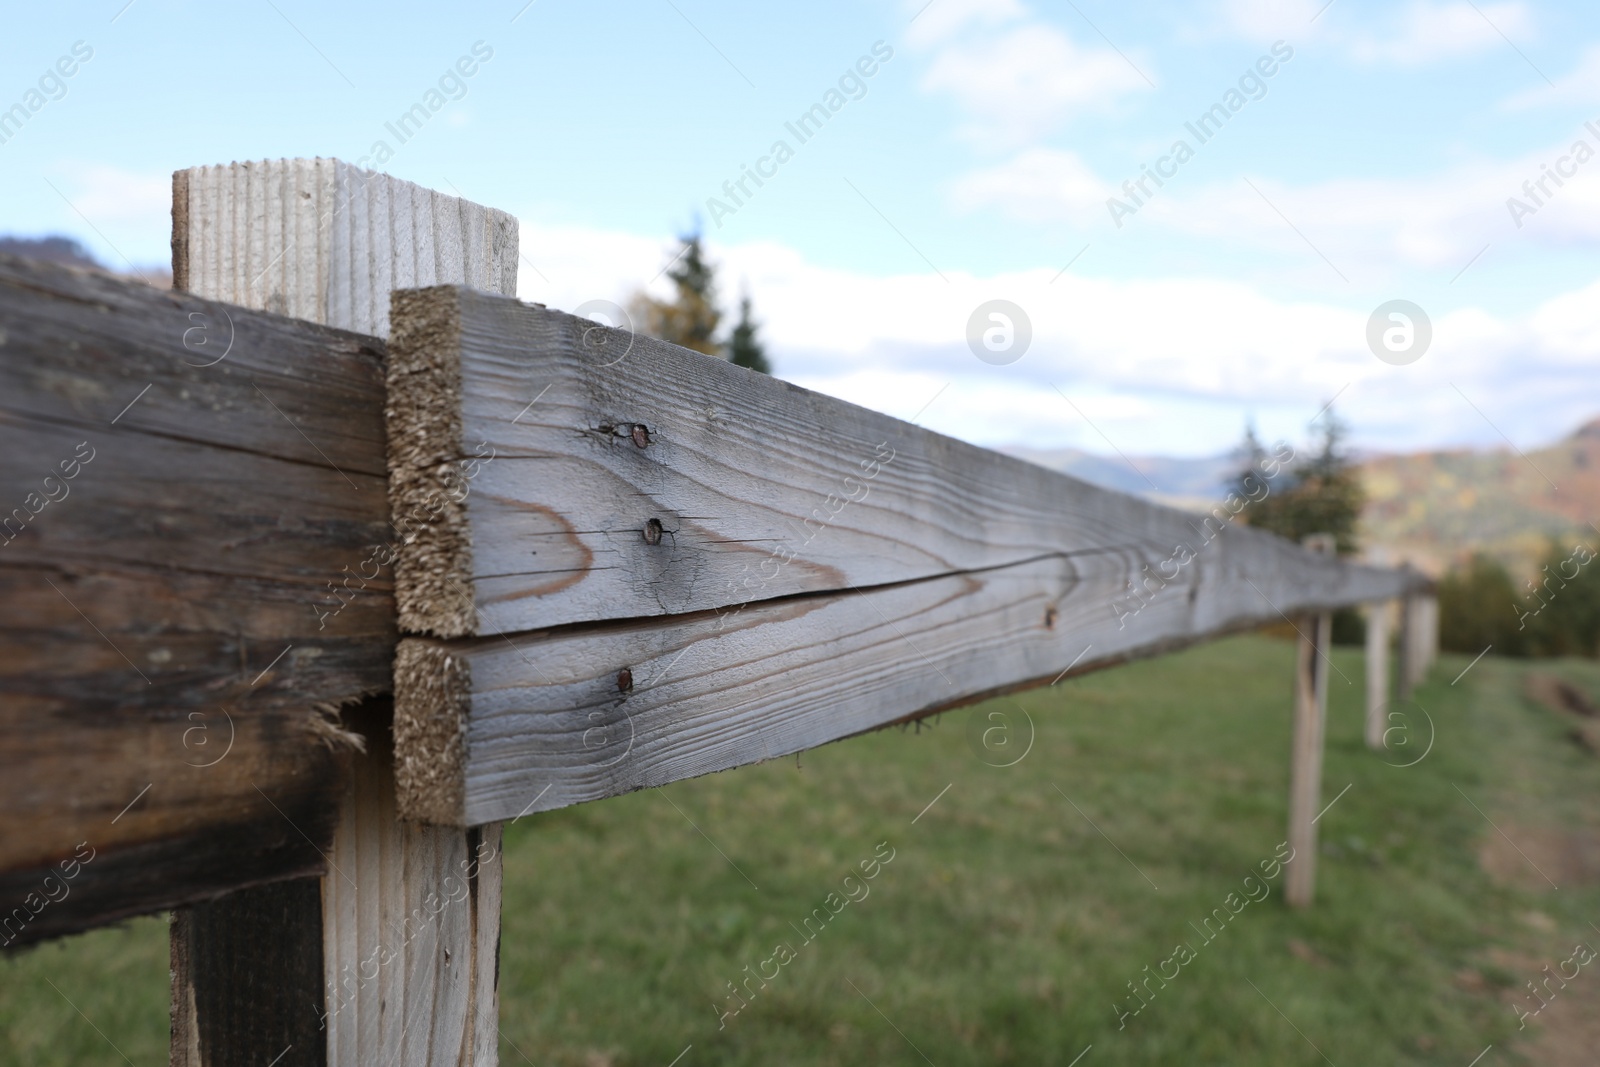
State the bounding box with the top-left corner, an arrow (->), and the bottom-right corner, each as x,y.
0,158 -> 1437,1066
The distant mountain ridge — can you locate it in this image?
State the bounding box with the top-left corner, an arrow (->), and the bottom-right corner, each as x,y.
0,234 -> 171,289
997,445 -> 1239,510
1359,417 -> 1600,577
1004,418 -> 1600,578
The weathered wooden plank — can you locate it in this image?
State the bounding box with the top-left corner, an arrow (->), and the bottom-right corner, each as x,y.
173,159 -> 518,340
386,286 -> 1421,826
385,286 -> 1416,641
0,253 -> 388,942
395,535 -> 1414,826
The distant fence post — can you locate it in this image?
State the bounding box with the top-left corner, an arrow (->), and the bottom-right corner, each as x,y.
1397,569 -> 1437,699
1364,599 -> 1391,750
169,159 -> 517,1067
1285,533 -> 1335,910
1398,570 -> 1417,701
1421,594 -> 1439,677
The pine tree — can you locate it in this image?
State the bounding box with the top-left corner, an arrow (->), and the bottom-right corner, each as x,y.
726,293 -> 771,374
1237,408 -> 1365,555
631,233 -> 722,357
1231,408 -> 1368,643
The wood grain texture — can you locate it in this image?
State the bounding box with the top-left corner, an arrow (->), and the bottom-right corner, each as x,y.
397,537 -> 1417,826
385,286 -> 1420,640
173,159 -> 518,339
170,880 -> 327,1067
322,701 -> 501,1067
0,254 -> 386,943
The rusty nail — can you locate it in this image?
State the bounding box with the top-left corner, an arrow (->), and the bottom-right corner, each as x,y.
617,667 -> 633,692
1044,607 -> 1058,629
643,518 -> 663,545
631,424 -> 650,448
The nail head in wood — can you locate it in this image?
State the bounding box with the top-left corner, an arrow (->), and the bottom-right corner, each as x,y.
631,424 -> 650,448
617,667 -> 634,693
643,519 -> 663,545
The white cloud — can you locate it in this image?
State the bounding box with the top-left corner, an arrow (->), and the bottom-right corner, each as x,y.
1219,0 -> 1534,67
903,0 -> 1028,49
948,148 -> 1112,224
1504,43 -> 1600,110
1345,1 -> 1532,65
59,165 -> 171,226
1215,0 -> 1324,43
515,223 -> 670,312
514,217 -> 1600,457
904,0 -> 1154,149
946,136 -> 1600,276
920,25 -> 1153,147
1528,275 -> 1600,359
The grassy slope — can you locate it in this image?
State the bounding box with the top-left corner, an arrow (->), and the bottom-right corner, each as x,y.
5,635 -> 1599,1066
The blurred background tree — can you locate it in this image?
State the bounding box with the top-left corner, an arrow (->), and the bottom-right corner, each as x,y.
1438,541 -> 1600,659
1523,539 -> 1600,656
631,232 -> 721,356
727,293 -> 771,374
1438,554 -> 1528,657
1232,409 -> 1368,643
1236,409 -> 1365,554
630,232 -> 772,374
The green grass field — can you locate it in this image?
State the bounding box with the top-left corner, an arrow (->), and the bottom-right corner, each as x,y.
6,634 -> 1600,1066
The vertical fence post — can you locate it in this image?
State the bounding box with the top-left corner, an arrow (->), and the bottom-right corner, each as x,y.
1421,594 -> 1439,677
1398,578 -> 1435,698
169,159 -> 518,1067
1397,573 -> 1417,701
1364,599 -> 1391,751
1285,533 -> 1335,909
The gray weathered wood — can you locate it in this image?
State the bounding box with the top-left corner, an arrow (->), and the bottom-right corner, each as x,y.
171,159 -> 514,1067
1419,595 -> 1439,678
322,703 -> 501,1067
1399,587 -> 1434,698
385,286 -> 1417,641
174,158 -> 517,340
394,527 -> 1414,826
1284,534 -> 1335,909
1365,600 -> 1391,750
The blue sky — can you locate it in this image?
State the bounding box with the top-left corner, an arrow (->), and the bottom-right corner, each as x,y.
4,0 -> 1599,457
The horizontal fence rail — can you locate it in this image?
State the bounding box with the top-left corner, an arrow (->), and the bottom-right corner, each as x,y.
385,286 -> 1420,827
0,253 -> 390,944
